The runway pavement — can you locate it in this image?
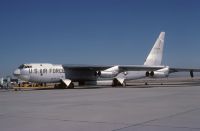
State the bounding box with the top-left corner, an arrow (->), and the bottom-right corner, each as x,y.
1,79 -> 200,131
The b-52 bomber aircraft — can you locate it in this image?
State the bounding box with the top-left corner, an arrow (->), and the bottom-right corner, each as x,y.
13,32 -> 200,88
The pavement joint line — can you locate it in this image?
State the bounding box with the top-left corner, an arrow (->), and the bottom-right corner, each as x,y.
141,124 -> 200,130
112,107 -> 200,131
1,114 -> 130,126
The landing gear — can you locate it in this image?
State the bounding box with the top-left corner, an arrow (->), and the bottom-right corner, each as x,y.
112,78 -> 120,87
68,83 -> 74,89
112,78 -> 126,87
54,82 -> 74,89
122,82 -> 126,87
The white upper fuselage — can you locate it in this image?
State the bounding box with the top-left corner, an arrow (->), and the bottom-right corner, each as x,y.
13,63 -> 65,83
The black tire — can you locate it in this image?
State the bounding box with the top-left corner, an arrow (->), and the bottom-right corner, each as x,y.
68,83 -> 74,89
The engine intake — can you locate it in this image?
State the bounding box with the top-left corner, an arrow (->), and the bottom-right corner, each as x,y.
146,67 -> 169,78
96,71 -> 117,78
146,71 -> 154,77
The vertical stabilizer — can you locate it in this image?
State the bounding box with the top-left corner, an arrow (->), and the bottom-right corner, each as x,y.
144,32 -> 165,66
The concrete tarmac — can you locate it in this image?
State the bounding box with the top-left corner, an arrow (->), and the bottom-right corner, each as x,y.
1,79 -> 200,131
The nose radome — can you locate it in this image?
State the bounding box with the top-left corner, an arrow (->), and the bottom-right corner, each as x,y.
13,69 -> 21,76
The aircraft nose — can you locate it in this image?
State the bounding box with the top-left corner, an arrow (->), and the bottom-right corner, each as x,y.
13,69 -> 21,76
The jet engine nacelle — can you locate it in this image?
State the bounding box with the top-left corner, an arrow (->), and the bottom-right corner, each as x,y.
96,71 -> 117,78
96,66 -> 119,78
146,67 -> 169,78
146,71 -> 154,77
151,71 -> 168,78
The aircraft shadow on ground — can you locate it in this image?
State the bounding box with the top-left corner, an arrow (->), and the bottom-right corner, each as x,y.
11,81 -> 200,91
124,81 -> 200,88
32,81 -> 200,90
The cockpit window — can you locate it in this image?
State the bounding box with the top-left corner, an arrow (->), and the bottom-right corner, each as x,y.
25,65 -> 32,68
18,64 -> 32,69
18,64 -> 25,69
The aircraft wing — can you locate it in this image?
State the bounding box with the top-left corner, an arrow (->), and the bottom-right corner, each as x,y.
111,66 -> 200,73
63,64 -> 200,72
118,65 -> 165,72
63,64 -> 165,72
63,64 -> 112,71
169,67 -> 200,73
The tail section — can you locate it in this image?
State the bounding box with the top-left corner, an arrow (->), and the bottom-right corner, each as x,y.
144,32 -> 165,66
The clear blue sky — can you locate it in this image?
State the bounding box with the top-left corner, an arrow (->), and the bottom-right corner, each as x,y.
0,0 -> 200,77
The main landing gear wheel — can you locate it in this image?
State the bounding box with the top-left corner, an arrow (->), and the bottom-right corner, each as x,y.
67,83 -> 74,89
112,78 -> 125,87
122,82 -> 126,87
54,81 -> 74,89
112,78 -> 119,87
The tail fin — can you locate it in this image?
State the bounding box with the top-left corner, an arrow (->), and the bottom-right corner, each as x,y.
144,32 -> 165,66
